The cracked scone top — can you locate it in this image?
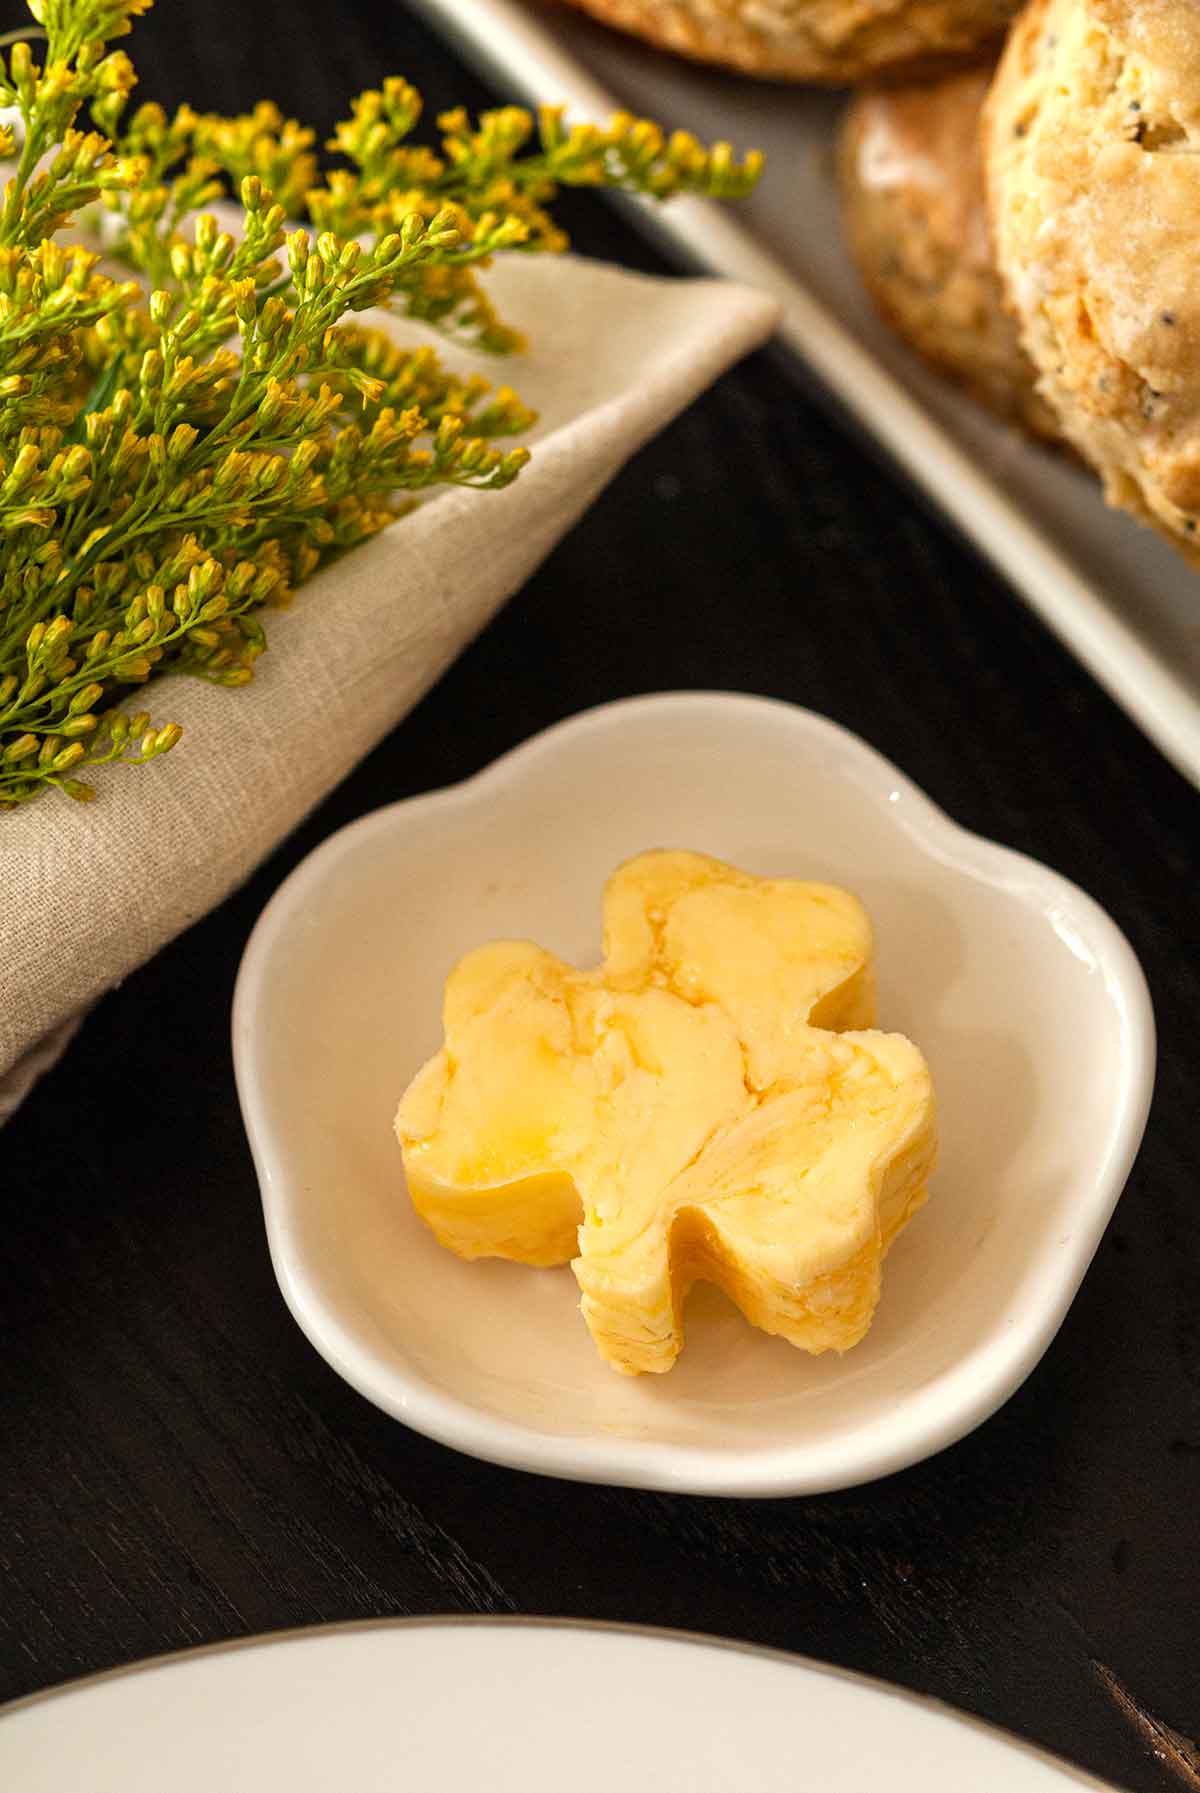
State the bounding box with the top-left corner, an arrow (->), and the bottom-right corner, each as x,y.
395,850 -> 937,1376
558,0 -> 1019,83
840,68 -> 1059,440
984,0 -> 1200,553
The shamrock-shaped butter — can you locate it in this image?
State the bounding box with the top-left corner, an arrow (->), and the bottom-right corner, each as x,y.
396,851 -> 936,1375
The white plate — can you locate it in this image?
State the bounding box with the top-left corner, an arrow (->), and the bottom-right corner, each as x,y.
0,1618 -> 1119,1790
411,0 -> 1200,792
233,693 -> 1153,1496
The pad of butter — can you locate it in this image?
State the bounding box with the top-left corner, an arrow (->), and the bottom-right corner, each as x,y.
395,850 -> 936,1376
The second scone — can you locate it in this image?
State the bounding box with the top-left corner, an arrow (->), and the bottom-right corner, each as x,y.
558,0 -> 1019,84
839,67 -> 1058,439
984,0 -> 1200,556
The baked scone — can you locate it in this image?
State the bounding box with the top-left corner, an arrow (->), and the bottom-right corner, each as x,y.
840,69 -> 1059,439
557,0 -> 1020,84
984,0 -> 1200,553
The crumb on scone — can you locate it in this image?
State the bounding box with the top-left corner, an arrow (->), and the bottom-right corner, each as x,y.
984,0 -> 1200,554
839,68 -> 1060,438
558,0 -> 1020,84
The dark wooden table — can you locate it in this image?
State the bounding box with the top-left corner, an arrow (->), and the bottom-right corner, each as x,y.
5,0 -> 1199,1784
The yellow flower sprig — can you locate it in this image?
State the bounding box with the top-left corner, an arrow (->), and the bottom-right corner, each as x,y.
0,0 -> 762,807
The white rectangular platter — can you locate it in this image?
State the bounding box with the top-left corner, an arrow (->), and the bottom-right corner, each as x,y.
412,0 -> 1200,789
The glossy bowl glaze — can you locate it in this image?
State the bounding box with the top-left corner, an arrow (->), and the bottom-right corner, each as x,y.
233,693 -> 1154,1495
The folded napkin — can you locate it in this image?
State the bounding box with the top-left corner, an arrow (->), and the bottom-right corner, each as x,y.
0,253 -> 778,1117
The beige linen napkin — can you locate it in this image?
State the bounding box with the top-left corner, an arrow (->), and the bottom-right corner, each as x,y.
0,253 -> 778,1113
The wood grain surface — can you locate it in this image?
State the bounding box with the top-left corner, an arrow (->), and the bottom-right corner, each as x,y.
3,1 -> 1199,1786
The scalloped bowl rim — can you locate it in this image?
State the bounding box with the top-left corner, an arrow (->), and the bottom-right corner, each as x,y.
233,692 -> 1155,1496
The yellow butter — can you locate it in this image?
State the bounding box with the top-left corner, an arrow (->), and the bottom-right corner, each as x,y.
395,849 -> 936,1375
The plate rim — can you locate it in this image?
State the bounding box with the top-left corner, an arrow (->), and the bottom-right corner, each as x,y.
232,691 -> 1156,1498
0,1612 -> 1126,1791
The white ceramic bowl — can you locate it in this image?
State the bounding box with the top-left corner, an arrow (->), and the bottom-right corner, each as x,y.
233,693 -> 1154,1496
